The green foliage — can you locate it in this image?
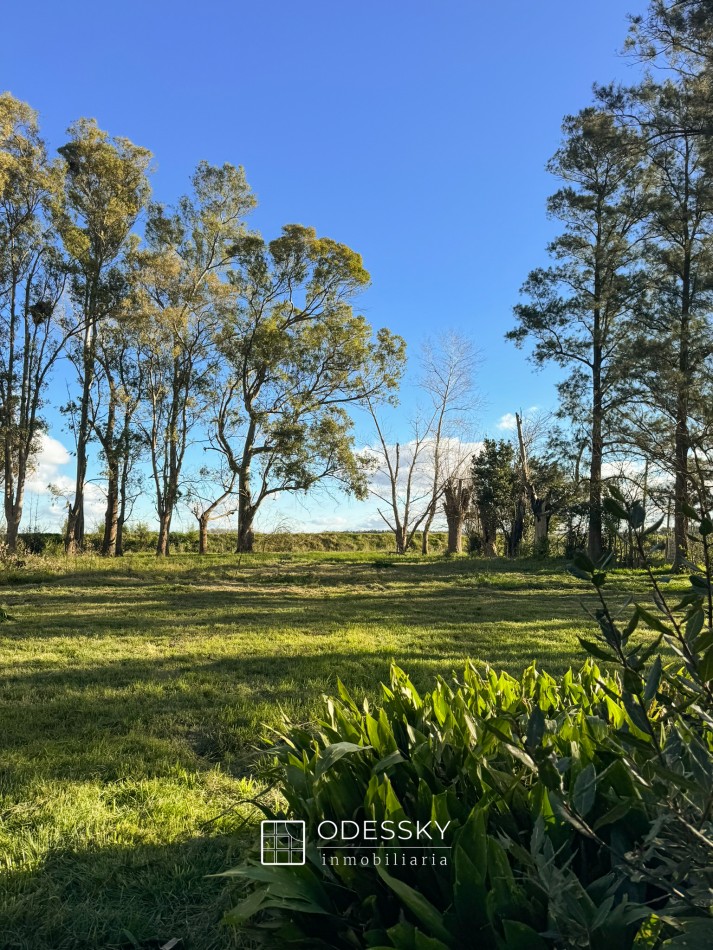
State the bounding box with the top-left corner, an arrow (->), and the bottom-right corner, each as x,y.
223,652 -> 712,947
213,223 -> 406,550
471,438 -> 524,556
223,502 -> 713,948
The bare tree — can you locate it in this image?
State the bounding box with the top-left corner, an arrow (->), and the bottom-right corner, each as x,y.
515,411 -> 555,552
366,400 -> 434,555
185,464 -> 237,555
418,332 -> 480,554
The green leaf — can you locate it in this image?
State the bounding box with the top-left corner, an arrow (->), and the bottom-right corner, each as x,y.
376,866 -> 451,943
622,694 -> 651,736
572,763 -> 597,817
413,931 -> 451,950
644,656 -> 662,706
630,501 -> 645,529
502,920 -> 549,949
372,749 -> 406,774
699,646 -> 713,683
224,886 -> 269,924
315,741 -> 371,778
592,798 -> 633,831
662,918 -> 713,948
604,498 -> 629,521
525,706 -> 545,749
686,609 -> 704,645
578,638 -> 614,662
573,551 -> 595,573
644,515 -> 665,537
636,606 -> 673,636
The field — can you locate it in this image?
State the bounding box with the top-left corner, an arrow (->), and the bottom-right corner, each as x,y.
0,551 -> 661,949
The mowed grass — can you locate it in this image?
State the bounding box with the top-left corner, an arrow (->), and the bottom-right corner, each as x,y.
0,551 -> 665,949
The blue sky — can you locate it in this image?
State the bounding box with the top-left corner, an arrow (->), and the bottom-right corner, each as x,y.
2,1 -> 648,533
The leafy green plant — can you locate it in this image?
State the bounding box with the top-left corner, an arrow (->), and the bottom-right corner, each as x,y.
220,491 -> 713,948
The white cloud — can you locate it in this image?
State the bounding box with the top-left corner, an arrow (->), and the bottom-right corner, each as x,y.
497,413 -> 518,431
17,433 -> 105,532
496,406 -> 540,432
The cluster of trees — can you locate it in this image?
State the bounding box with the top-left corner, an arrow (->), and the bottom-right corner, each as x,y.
0,94 -> 405,555
371,0 -> 713,566
509,0 -> 713,570
5,1 -> 713,565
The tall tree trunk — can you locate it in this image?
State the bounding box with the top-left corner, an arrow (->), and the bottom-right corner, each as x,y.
672,247 -> 691,572
5,503 -> 22,554
102,460 -> 119,556
115,516 -> 125,557
508,496 -> 526,557
115,425 -> 133,557
395,524 -> 408,555
588,323 -> 603,562
533,501 -> 549,555
443,478 -> 471,554
515,411 -> 550,555
66,317 -> 96,555
236,463 -> 255,553
100,391 -> 119,556
198,513 -> 209,555
156,510 -> 172,556
479,505 -> 498,557
421,505 -> 435,554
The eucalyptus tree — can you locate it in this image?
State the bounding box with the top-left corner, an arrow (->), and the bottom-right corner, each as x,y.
89,307 -> 145,556
136,162 -> 255,556
508,108 -> 648,560
54,118 -> 152,553
0,94 -> 73,551
212,224 -> 405,553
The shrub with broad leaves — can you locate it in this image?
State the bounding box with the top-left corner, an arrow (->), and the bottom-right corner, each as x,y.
219,490 -> 713,948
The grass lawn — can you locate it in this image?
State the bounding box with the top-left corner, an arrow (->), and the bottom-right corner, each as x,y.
0,552 -> 664,949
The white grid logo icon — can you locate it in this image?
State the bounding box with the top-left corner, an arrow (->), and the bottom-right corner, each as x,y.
260,820 -> 306,865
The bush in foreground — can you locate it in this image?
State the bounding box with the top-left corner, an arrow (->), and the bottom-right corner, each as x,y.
221,496 -> 713,948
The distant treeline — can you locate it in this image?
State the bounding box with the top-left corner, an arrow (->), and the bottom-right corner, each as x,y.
14,530 -> 451,556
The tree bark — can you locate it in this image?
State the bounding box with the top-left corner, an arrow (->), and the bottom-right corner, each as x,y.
588,304 -> 604,562
5,506 -> 22,554
443,478 -> 471,554
479,505 -> 498,557
506,496 -> 527,557
515,413 -> 551,556
65,316 -> 96,555
394,524 -> 409,555
102,461 -> 119,556
156,510 -> 172,556
115,439 -> 131,557
672,231 -> 692,572
236,463 -> 256,553
198,514 -> 209,555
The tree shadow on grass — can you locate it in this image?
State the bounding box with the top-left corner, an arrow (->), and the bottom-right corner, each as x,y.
0,829 -> 250,950
0,623 -> 612,782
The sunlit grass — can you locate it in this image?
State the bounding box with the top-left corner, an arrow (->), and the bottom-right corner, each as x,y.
0,551 -> 666,948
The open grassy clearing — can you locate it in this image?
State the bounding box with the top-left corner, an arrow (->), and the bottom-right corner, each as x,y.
0,552 -> 670,949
